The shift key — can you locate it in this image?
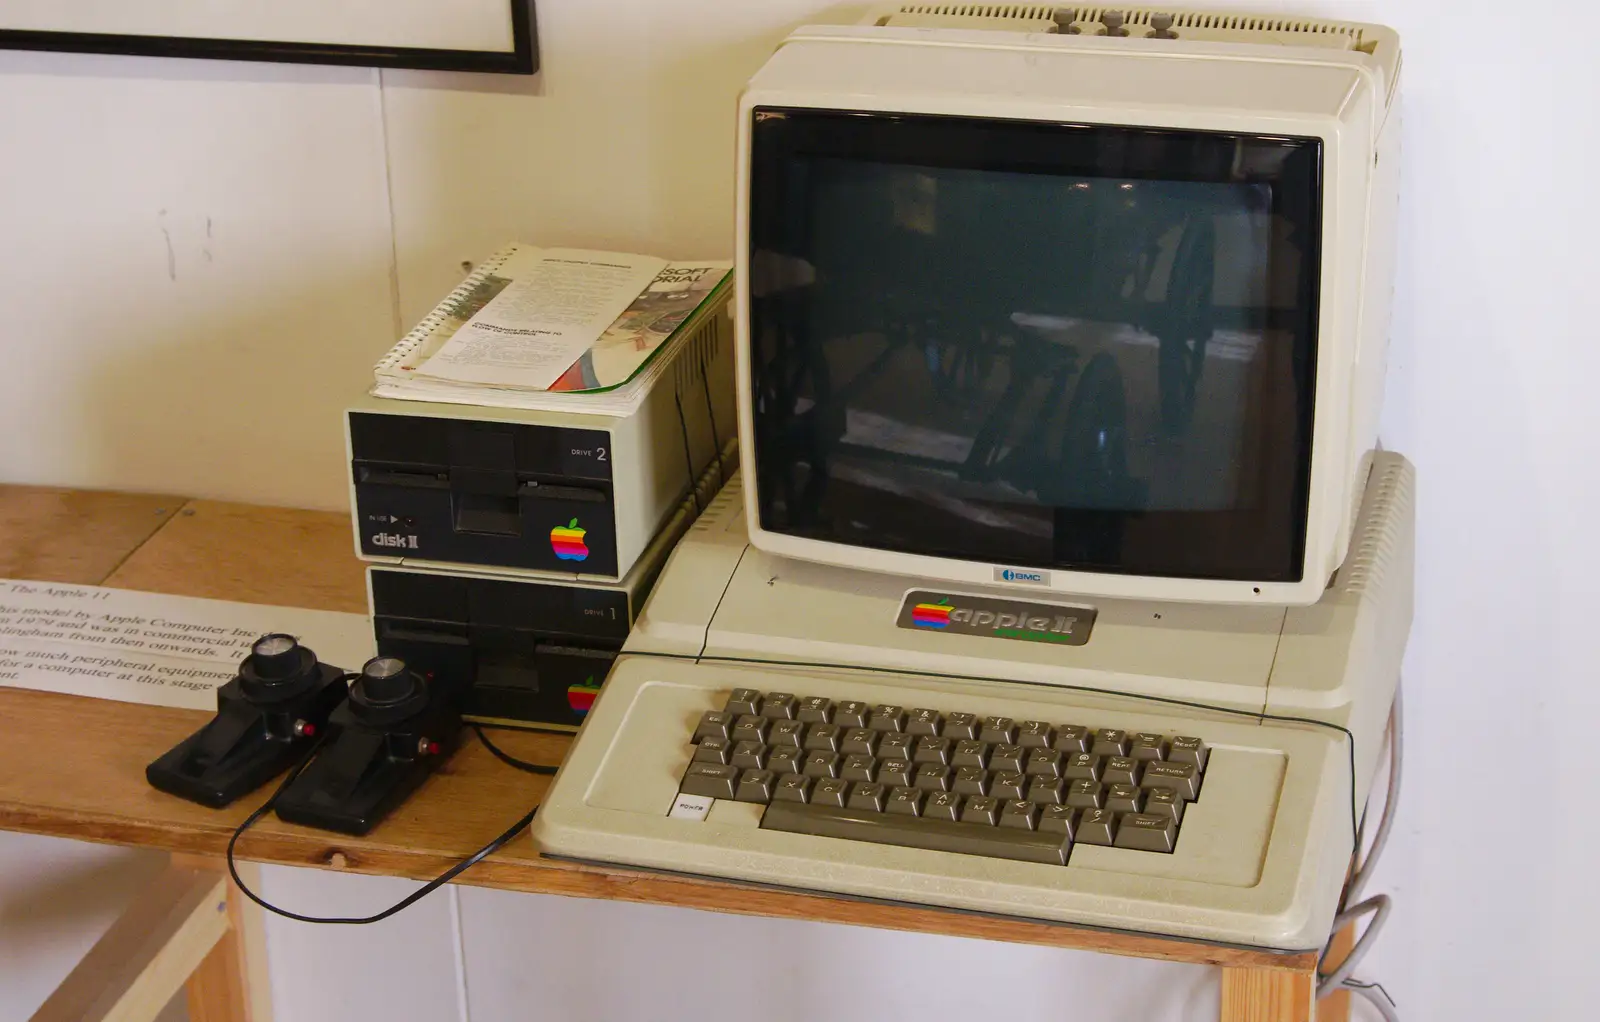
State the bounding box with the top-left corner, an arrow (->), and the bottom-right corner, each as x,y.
680,762 -> 740,800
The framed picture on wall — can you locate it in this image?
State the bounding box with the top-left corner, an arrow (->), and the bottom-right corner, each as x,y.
0,0 -> 538,74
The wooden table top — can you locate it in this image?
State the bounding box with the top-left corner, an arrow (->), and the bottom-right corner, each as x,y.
0,485 -> 1317,973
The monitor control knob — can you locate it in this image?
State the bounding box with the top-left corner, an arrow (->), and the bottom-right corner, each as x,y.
1151,13 -> 1177,38
1101,11 -> 1128,36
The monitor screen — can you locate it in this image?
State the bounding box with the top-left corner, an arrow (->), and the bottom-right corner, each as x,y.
746,109 -> 1322,582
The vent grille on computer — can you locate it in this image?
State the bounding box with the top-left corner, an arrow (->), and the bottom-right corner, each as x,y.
690,474 -> 743,534
882,5 -> 1371,47
673,313 -> 724,395
1338,458 -> 1413,595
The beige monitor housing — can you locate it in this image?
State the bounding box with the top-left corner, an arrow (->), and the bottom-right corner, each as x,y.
732,5 -> 1402,606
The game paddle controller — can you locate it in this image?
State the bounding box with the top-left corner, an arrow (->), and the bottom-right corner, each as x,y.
273,655 -> 460,835
145,634 -> 349,807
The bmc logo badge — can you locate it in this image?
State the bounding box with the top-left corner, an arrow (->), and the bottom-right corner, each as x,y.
372,532 -> 418,550
995,567 -> 1050,585
896,590 -> 1096,646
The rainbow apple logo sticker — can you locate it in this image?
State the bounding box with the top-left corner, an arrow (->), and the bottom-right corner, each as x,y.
912,598 -> 952,629
567,676 -> 601,715
550,518 -> 589,561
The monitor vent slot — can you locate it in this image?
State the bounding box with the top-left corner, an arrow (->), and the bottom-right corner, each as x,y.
1338,458 -> 1413,595
887,5 -> 1369,46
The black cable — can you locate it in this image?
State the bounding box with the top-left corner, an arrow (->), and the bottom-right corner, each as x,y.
472,723 -> 559,775
698,346 -> 726,483
630,647 -> 1363,851
224,728 -> 543,925
673,388 -> 704,514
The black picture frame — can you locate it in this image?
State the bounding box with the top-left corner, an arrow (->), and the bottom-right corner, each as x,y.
0,1 -> 538,74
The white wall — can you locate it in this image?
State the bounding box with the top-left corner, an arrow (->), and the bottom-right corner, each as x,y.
2,1 -> 1597,1020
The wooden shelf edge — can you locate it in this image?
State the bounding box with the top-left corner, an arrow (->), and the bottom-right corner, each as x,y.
0,803 -> 1318,973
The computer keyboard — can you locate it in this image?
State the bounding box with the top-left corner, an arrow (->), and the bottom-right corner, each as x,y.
532,655 -> 1354,950
678,688 -> 1206,861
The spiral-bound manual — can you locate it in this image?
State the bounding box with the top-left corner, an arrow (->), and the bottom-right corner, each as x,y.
373,243 -> 526,378
371,243 -> 732,417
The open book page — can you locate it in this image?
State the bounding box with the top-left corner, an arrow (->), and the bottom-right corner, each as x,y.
414,249 -> 667,390
548,262 -> 733,392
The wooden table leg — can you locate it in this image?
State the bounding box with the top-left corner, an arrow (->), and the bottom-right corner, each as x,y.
175,856 -> 273,1022
1220,966 -> 1315,1022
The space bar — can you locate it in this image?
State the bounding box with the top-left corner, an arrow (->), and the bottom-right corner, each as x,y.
762,802 -> 1069,865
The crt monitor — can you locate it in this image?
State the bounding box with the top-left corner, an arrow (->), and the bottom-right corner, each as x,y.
733,8 -> 1400,606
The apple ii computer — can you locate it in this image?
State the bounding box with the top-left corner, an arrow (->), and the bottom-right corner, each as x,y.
534,5 -> 1410,955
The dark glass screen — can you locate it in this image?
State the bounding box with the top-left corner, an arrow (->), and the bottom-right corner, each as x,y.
747,109 -> 1322,582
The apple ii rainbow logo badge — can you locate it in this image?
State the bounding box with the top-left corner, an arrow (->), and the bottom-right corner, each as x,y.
550,518 -> 589,561
911,598 -> 952,629
897,590 -> 1097,646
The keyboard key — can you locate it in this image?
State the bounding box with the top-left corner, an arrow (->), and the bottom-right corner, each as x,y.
768,747 -> 805,776
803,752 -> 841,778
693,737 -> 731,764
924,790 -> 962,821
915,765 -> 952,792
737,769 -> 775,803
848,782 -> 887,812
992,771 -> 1028,800
942,712 -> 979,740
834,701 -> 870,728
952,740 -> 989,768
1077,808 -> 1116,845
796,696 -> 832,723
763,801 -> 1071,865
1066,780 -> 1104,809
980,716 -> 1016,744
1103,756 -> 1140,786
878,760 -> 914,788
914,736 -> 952,765
1064,753 -> 1101,781
1131,733 -> 1167,761
695,711 -> 735,742
681,762 -> 739,799
1141,761 -> 1200,800
879,733 -> 915,761
804,723 -> 843,752
991,744 -> 1026,773
870,705 -> 907,732
1093,729 -> 1129,757
769,720 -> 805,748
812,777 -> 849,807
761,693 -> 797,719
773,773 -> 811,803
1040,804 -> 1078,837
1017,720 -> 1054,748
1026,777 -> 1065,805
669,792 -> 714,821
953,766 -> 989,795
1052,725 -> 1091,753
841,754 -> 877,782
1115,813 -> 1178,853
725,689 -> 761,716
961,796 -> 1001,826
1106,783 -> 1144,814
906,708 -> 942,735
1000,800 -> 1039,830
1168,736 -> 1209,771
731,741 -> 768,770
887,786 -> 924,816
1025,748 -> 1063,778
841,728 -> 878,756
732,715 -> 768,744
1144,787 -> 1185,824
